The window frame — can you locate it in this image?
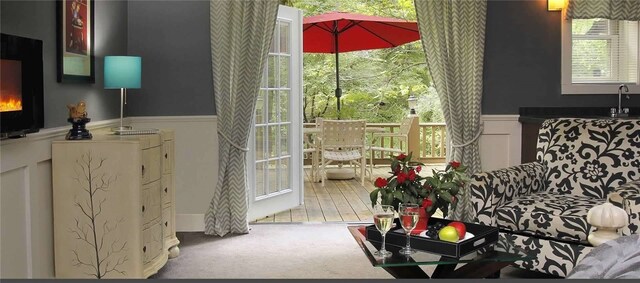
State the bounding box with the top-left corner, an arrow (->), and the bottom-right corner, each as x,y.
561,16 -> 640,95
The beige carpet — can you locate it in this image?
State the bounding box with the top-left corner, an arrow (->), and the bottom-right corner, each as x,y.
152,223 -> 556,279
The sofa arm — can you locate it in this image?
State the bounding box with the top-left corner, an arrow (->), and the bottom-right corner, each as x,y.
470,162 -> 546,226
608,179 -> 640,236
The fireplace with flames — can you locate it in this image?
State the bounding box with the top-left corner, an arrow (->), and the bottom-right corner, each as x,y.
1,33 -> 44,139
1,59 -> 23,112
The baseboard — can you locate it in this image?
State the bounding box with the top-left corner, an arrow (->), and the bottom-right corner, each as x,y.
176,214 -> 206,232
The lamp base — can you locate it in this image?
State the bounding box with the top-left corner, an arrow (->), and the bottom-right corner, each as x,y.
111,125 -> 133,132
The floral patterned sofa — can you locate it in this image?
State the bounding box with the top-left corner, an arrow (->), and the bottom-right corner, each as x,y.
470,118 -> 640,277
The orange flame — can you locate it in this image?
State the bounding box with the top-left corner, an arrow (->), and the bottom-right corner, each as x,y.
0,97 -> 22,112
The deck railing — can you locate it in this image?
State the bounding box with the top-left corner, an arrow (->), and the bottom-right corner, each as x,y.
303,122 -> 447,165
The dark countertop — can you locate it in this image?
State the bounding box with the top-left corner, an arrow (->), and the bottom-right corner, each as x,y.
518,107 -> 640,123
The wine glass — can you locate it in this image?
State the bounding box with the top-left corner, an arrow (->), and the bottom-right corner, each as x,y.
398,203 -> 420,255
373,204 -> 395,258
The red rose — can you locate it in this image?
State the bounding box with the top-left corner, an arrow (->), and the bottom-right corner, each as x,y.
421,198 -> 433,208
408,169 -> 416,181
397,153 -> 407,161
374,177 -> 388,188
397,172 -> 407,184
416,165 -> 422,173
450,160 -> 461,169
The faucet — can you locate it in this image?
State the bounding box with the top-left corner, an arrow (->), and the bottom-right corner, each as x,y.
611,84 -> 630,118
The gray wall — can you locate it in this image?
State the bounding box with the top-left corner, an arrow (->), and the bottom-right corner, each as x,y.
127,0 -> 214,116
0,0 -> 128,128
482,0 -> 640,114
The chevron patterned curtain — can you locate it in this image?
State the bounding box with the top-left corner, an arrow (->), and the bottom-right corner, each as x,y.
414,0 -> 487,222
205,0 -> 278,236
567,0 -> 640,20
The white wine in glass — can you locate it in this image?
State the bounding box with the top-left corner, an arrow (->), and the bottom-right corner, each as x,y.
399,203 -> 420,255
373,204 -> 394,258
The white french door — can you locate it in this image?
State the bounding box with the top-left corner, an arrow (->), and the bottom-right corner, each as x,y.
248,5 -> 303,221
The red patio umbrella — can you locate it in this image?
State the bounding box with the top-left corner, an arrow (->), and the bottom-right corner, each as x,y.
303,11 -> 420,113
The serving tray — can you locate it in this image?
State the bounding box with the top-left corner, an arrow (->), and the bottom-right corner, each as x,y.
365,217 -> 499,258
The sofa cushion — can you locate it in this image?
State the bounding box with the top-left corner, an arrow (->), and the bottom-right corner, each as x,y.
496,192 -> 603,244
536,119 -> 640,198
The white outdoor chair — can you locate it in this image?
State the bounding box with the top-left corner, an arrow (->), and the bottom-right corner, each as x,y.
303,118 -> 322,182
368,116 -> 414,180
320,119 -> 367,186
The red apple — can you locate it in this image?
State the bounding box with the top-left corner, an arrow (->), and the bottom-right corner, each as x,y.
447,221 -> 466,240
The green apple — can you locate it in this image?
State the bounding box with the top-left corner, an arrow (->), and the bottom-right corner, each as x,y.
438,226 -> 459,242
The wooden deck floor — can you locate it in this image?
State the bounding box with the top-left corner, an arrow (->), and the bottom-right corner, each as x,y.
253,164 -> 445,223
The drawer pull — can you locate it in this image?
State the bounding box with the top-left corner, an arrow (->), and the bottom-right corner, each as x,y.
165,187 -> 168,193
142,165 -> 145,175
143,246 -> 147,253
165,221 -> 168,227
165,153 -> 168,159
142,205 -> 145,212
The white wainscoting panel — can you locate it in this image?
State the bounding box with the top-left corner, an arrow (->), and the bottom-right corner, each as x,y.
0,167 -> 29,278
479,115 -> 522,172
131,116 -> 217,232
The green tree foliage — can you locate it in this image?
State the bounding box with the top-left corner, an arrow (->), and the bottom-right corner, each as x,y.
290,0 -> 444,123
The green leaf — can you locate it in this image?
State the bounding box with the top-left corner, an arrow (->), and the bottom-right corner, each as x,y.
383,191 -> 394,206
393,190 -> 404,201
369,189 -> 380,207
439,182 -> 457,189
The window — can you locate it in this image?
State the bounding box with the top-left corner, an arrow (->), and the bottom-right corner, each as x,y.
562,18 -> 640,94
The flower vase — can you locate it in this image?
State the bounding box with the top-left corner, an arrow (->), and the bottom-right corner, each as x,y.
411,208 -> 430,235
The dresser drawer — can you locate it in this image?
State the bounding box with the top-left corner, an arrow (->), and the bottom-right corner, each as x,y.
162,140 -> 174,174
142,180 -> 162,226
142,223 -> 163,264
162,207 -> 173,239
161,174 -> 173,205
142,146 -> 162,184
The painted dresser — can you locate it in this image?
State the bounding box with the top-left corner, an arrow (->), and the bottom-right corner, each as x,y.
52,130 -> 179,278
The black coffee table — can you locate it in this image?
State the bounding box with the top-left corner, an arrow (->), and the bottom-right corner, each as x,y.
348,226 -> 534,278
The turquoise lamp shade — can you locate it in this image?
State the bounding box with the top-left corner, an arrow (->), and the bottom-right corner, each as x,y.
104,56 -> 142,89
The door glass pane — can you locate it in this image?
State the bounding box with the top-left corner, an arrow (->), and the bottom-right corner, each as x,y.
270,25 -> 278,53
268,125 -> 279,158
280,90 -> 289,122
280,157 -> 290,191
280,56 -> 290,88
256,161 -> 266,197
256,90 -> 266,125
280,22 -> 290,54
268,55 -> 278,88
255,126 -> 266,161
280,124 -> 289,156
269,160 -> 279,194
268,90 -> 278,123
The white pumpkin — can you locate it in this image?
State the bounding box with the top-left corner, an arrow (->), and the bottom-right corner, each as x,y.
587,202 -> 628,228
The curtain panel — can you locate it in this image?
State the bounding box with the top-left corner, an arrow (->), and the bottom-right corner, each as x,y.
414,0 -> 487,222
567,0 -> 640,21
205,0 -> 278,236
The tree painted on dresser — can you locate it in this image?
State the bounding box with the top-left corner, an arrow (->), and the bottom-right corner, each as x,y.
68,152 -> 128,278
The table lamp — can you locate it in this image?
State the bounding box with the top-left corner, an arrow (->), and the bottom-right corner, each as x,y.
104,56 -> 141,133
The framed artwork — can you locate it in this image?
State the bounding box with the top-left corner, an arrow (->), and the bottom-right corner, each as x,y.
57,0 -> 95,83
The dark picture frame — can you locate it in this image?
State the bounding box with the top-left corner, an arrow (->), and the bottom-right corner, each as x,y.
57,0 -> 95,83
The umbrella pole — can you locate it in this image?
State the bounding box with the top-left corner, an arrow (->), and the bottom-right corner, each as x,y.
333,27 -> 342,119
